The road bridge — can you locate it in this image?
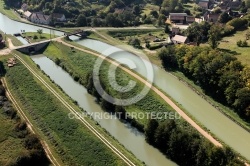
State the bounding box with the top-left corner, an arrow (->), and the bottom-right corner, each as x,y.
14,40 -> 51,54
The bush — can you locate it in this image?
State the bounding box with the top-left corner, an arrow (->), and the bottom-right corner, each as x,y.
148,43 -> 164,50
33,35 -> 38,39
237,40 -> 248,47
227,18 -> 248,31
221,24 -> 235,36
237,40 -> 243,46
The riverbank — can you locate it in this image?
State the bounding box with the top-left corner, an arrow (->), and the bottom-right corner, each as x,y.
2,52 -> 143,166
42,40 -> 247,165
91,29 -> 250,134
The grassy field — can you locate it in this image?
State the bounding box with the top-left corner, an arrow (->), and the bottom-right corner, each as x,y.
106,29 -> 167,46
0,1 -> 20,20
88,30 -> 163,66
219,28 -> 250,66
23,32 -> 57,43
2,53 -> 142,166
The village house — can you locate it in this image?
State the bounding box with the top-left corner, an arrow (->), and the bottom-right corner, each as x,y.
171,35 -> 189,44
169,13 -> 187,24
227,0 -> 242,10
29,12 -> 51,25
204,12 -> 220,22
169,13 -> 195,24
171,27 -> 180,35
51,13 -> 66,22
23,11 -> 32,19
198,0 -> 210,9
186,16 -> 195,23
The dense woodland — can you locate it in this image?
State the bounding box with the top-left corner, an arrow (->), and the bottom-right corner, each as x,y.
2,0 -> 194,27
159,45 -> 250,120
145,119 -> 243,166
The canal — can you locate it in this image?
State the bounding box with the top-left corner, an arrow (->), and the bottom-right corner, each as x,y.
31,54 -> 177,166
1,12 -> 250,162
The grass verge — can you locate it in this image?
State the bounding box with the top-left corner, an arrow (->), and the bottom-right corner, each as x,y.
2,52 -> 143,166
0,1 -> 20,21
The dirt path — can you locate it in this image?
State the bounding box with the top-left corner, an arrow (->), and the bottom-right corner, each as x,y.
12,53 -> 136,166
57,38 -> 222,147
7,38 -> 15,49
0,38 -> 15,56
0,48 -> 11,55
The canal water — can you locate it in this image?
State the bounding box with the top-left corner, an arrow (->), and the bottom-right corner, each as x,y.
0,13 -> 63,44
31,55 -> 177,166
75,39 -> 250,160
1,12 -> 250,162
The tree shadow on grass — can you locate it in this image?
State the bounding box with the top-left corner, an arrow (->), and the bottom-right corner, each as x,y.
0,61 -> 6,76
218,48 -> 240,56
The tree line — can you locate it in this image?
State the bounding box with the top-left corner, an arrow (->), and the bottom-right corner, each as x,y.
3,0 -> 166,27
159,45 -> 250,120
145,119 -> 244,166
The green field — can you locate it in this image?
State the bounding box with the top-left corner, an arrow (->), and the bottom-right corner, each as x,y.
2,53 -> 141,166
88,30 -> 163,66
23,32 -> 57,43
219,28 -> 250,66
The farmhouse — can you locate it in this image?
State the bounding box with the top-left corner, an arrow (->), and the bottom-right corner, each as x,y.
186,16 -> 195,23
29,13 -> 51,25
169,13 -> 195,24
171,27 -> 180,35
51,13 -> 66,22
198,0 -> 210,9
171,35 -> 189,44
23,11 -> 32,19
204,12 -> 220,22
169,13 -> 187,24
